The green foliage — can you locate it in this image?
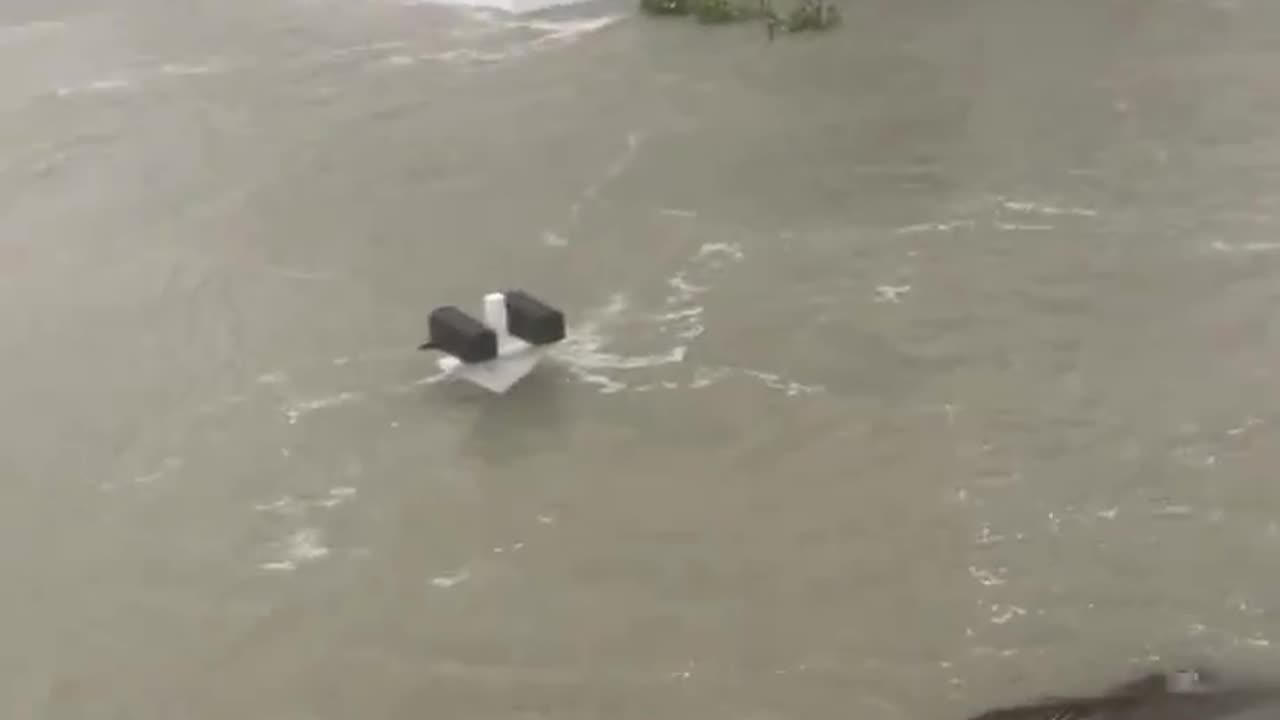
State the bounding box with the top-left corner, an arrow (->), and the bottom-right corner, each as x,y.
690,0 -> 748,24
639,0 -> 840,36
782,0 -> 840,31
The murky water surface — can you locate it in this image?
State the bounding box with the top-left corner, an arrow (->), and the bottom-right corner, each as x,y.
3,0 -> 1280,716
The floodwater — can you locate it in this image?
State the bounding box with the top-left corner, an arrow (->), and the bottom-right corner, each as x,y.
3,0 -> 1280,717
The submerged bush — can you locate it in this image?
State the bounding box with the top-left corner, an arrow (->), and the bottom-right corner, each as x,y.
640,0 -> 839,36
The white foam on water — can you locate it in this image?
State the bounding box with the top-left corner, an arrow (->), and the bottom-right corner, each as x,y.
655,306 -> 705,339
895,196 -> 1095,239
737,369 -> 822,396
894,220 -> 974,235
517,14 -> 623,41
430,568 -> 471,588
994,222 -> 1054,232
559,336 -> 688,371
551,295 -> 681,394
288,16 -> 614,71
159,61 -> 230,77
665,272 -> 708,302
968,566 -> 1007,587
551,243 -> 822,397
386,6 -> 623,69
410,0 -> 618,18
989,604 -> 1027,625
282,391 -> 363,424
54,78 -> 134,98
1000,199 -> 1099,217
688,367 -> 729,389
416,47 -> 511,65
874,284 -> 912,303
662,242 -> 742,310
1210,240 -> 1280,254
696,242 -> 745,262
317,486 -> 358,508
254,496 -> 306,514
260,528 -> 330,571
1226,416 -> 1263,435
557,332 -> 685,394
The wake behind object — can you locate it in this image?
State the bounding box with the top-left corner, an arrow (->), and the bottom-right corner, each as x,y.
418,290 -> 567,393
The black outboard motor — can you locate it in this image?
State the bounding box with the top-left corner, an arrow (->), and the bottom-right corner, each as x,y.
418,306 -> 498,364
503,289 -> 566,346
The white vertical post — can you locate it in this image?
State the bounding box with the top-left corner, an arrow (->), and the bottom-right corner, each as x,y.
483,292 -> 508,339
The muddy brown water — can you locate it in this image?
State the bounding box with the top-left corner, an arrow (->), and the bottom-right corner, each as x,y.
3,0 -> 1280,717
